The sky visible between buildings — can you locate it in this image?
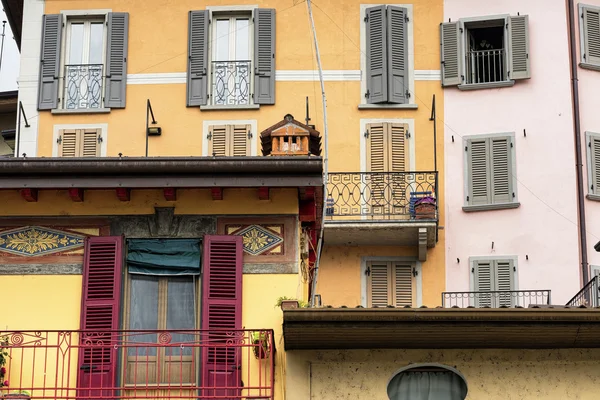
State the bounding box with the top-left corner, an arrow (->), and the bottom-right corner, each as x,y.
0,7 -> 19,92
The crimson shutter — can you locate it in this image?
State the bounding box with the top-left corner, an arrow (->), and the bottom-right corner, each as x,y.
201,235 -> 243,399
77,236 -> 123,398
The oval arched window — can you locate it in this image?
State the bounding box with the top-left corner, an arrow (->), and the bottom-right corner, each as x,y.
387,364 -> 468,400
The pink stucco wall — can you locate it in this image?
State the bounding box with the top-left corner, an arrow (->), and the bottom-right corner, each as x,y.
444,0 -> 581,303
571,0 -> 600,276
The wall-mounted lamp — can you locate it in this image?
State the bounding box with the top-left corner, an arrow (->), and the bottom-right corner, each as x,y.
146,99 -> 162,156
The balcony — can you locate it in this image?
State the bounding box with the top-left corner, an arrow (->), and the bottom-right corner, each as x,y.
442,290 -> 552,308
465,49 -> 506,85
324,172 -> 438,259
567,276 -> 600,307
64,64 -> 104,110
0,329 -> 274,400
211,60 -> 251,106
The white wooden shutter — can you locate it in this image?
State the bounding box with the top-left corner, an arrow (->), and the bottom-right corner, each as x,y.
582,6 -> 600,66
208,125 -> 227,156
393,264 -> 413,307
508,15 -> 530,80
590,135 -> 600,195
59,129 -> 79,157
440,21 -> 461,86
467,138 -> 491,205
231,125 -> 251,156
81,129 -> 101,157
367,262 -> 390,307
490,137 -> 512,204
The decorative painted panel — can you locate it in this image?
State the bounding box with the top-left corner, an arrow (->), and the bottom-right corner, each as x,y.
225,224 -> 284,256
0,226 -> 85,256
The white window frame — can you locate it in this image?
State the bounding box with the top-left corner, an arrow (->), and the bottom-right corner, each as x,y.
585,131 -> 600,200
57,10 -> 110,112
52,123 -> 108,157
206,6 -> 256,107
358,4 -> 416,109
202,119 -> 258,156
360,256 -> 422,307
462,131 -> 519,212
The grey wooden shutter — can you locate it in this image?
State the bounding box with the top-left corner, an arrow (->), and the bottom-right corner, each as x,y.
582,6 -> 600,66
495,259 -> 515,306
105,12 -> 129,108
490,137 -> 512,204
386,6 -> 408,104
365,5 -> 388,103
253,8 -> 276,105
187,10 -> 209,106
467,138 -> 491,205
508,15 -> 530,80
38,14 -> 63,110
440,21 -> 461,86
393,264 -> 413,307
590,135 -> 600,194
367,262 -> 391,307
473,260 -> 493,307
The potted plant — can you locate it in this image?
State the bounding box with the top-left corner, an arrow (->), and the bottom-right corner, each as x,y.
414,196 -> 436,220
0,337 -> 9,392
4,391 -> 30,400
251,331 -> 270,360
275,296 -> 309,310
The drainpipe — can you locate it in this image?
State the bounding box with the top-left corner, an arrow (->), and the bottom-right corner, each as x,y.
567,0 -> 589,285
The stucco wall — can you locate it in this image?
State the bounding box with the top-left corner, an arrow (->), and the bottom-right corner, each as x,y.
286,348 -> 600,400
444,0 -> 580,303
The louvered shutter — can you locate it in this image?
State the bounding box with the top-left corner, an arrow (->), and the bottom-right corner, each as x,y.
467,138 -> 491,205
202,235 -> 243,398
474,260 -> 493,307
38,14 -> 62,110
389,124 -> 408,210
367,262 -> 390,307
365,5 -> 388,103
366,123 -> 387,210
188,10 -> 209,106
253,8 -> 276,105
208,125 -> 227,156
82,129 -> 101,157
590,135 -> 600,194
231,125 -> 251,156
582,6 -> 600,66
490,137 -> 512,204
59,129 -> 79,157
440,21 -> 461,87
508,15 -> 530,80
104,13 -> 129,108
77,236 -> 123,399
387,6 -> 408,104
393,264 -> 413,307
495,260 -> 515,306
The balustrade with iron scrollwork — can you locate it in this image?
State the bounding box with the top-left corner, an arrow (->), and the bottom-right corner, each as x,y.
211,60 -> 251,106
64,64 -> 104,110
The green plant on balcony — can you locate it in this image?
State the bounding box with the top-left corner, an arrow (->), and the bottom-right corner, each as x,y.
275,296 -> 309,310
0,336 -> 9,389
4,391 -> 30,399
251,331 -> 271,360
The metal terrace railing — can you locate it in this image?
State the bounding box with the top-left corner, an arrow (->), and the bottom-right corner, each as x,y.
442,290 -> 552,308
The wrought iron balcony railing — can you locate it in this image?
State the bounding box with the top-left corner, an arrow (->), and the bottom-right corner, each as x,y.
0,329 -> 274,400
64,64 -> 104,110
326,171 -> 438,220
566,276 -> 600,307
442,290 -> 552,308
211,60 -> 251,106
465,48 -> 506,84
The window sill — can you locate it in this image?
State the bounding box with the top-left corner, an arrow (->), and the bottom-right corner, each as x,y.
586,193 -> 600,201
51,108 -> 111,115
580,62 -> 600,72
200,104 -> 260,111
457,81 -> 515,91
357,103 -> 418,110
462,202 -> 520,212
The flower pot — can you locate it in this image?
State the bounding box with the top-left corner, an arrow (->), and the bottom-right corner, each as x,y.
4,395 -> 30,400
280,300 -> 299,310
414,203 -> 436,220
253,344 -> 269,359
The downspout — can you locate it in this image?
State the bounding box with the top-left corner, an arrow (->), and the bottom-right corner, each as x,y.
567,0 -> 589,285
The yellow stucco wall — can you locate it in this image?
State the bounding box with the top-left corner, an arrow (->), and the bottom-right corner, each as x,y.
286,349 -> 600,400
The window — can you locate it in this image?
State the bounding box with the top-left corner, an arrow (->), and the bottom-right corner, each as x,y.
471,257 -> 517,307
187,8 -> 275,108
57,128 -> 101,157
586,132 -> 600,199
207,124 -> 252,156
362,5 -> 412,107
441,14 -> 530,88
366,261 -> 415,307
579,4 -> 600,70
463,133 -> 518,211
38,12 -> 129,111
387,364 -> 468,400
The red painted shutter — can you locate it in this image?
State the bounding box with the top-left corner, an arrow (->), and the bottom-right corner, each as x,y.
77,236 -> 123,398
202,235 -> 243,399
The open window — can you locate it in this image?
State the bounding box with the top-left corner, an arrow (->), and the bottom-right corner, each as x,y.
441,14 -> 530,89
